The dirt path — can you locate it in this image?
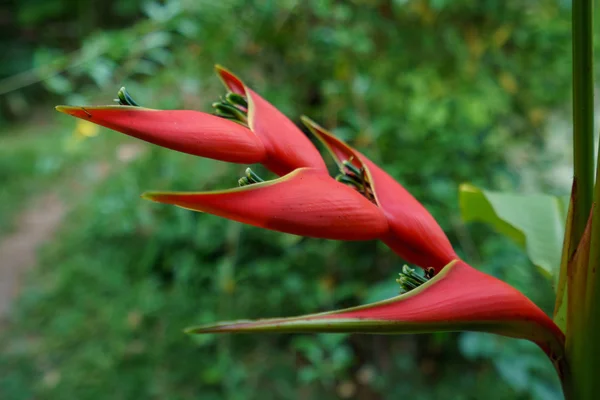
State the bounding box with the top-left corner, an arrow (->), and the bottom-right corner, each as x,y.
0,143 -> 145,326
0,193 -> 66,323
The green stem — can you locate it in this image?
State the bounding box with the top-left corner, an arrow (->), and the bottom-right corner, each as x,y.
557,356 -> 574,400
571,0 -> 595,248
585,210 -> 600,399
568,0 -> 595,398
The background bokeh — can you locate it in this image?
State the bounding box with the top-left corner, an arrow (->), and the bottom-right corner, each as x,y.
0,0 -> 585,399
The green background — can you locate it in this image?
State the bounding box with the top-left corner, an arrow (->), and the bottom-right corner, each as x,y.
0,1 -> 581,399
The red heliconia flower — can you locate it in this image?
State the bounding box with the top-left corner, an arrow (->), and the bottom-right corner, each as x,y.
188,260 -> 565,366
143,168 -> 389,241
55,69 -> 565,377
56,66 -> 326,176
55,68 -> 390,241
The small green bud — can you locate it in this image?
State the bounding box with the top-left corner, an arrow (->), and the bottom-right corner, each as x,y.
335,174 -> 362,190
342,159 -> 363,177
245,167 -> 264,183
116,87 -> 140,106
225,92 -> 248,109
238,168 -> 264,187
212,100 -> 248,125
212,91 -> 249,126
396,265 -> 430,294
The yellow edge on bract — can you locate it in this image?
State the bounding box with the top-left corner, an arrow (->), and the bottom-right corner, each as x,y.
304,259 -> 457,314
186,259 -> 458,333
141,167 -> 310,202
214,64 -> 242,91
213,65 -> 257,133
301,115 -> 345,168
301,115 -> 381,207
56,105 -> 156,114
245,90 -> 257,132
184,257 -> 565,358
186,318 -> 542,342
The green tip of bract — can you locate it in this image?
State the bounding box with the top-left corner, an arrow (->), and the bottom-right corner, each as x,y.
140,192 -> 159,201
54,105 -> 95,119
55,105 -> 78,115
214,64 -> 233,75
214,65 -> 246,96
185,320 -> 259,334
299,115 -> 315,126
300,116 -> 322,135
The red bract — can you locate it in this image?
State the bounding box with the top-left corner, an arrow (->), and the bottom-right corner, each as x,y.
55,107 -> 266,164
56,67 -> 326,176
143,168 -> 388,240
302,117 -> 456,271
216,66 -> 327,175
189,260 -> 565,362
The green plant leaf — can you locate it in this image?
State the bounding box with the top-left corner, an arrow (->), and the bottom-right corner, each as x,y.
553,182 -> 576,332
459,183 -> 568,282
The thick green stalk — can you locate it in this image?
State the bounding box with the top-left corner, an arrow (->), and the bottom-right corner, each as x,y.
583,9 -> 600,400
585,203 -> 600,396
571,0 -> 595,247
568,0 -> 595,398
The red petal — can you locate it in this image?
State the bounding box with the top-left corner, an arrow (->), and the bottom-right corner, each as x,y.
56,106 -> 266,164
143,168 -> 388,240
215,67 -> 327,176
215,64 -> 246,96
365,158 -> 457,271
303,117 -> 456,271
189,260 -> 564,360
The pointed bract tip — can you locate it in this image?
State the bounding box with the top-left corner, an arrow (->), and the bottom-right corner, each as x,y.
186,320 -> 260,334
140,192 -> 159,201
214,64 -> 228,73
299,115 -> 313,124
300,115 -> 322,131
184,318 -> 276,335
214,65 -> 246,95
55,105 -> 85,117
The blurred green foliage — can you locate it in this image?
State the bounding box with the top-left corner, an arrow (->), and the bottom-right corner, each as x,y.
0,0 -> 577,399
0,118 -> 116,233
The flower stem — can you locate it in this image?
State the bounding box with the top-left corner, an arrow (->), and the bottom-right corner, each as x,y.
571,0 -> 594,250
567,0 -> 595,398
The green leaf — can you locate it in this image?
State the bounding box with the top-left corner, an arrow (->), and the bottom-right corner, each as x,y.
459,183 -> 567,282
553,183 -> 575,332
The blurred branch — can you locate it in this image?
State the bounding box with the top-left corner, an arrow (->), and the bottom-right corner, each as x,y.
0,47 -> 104,97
